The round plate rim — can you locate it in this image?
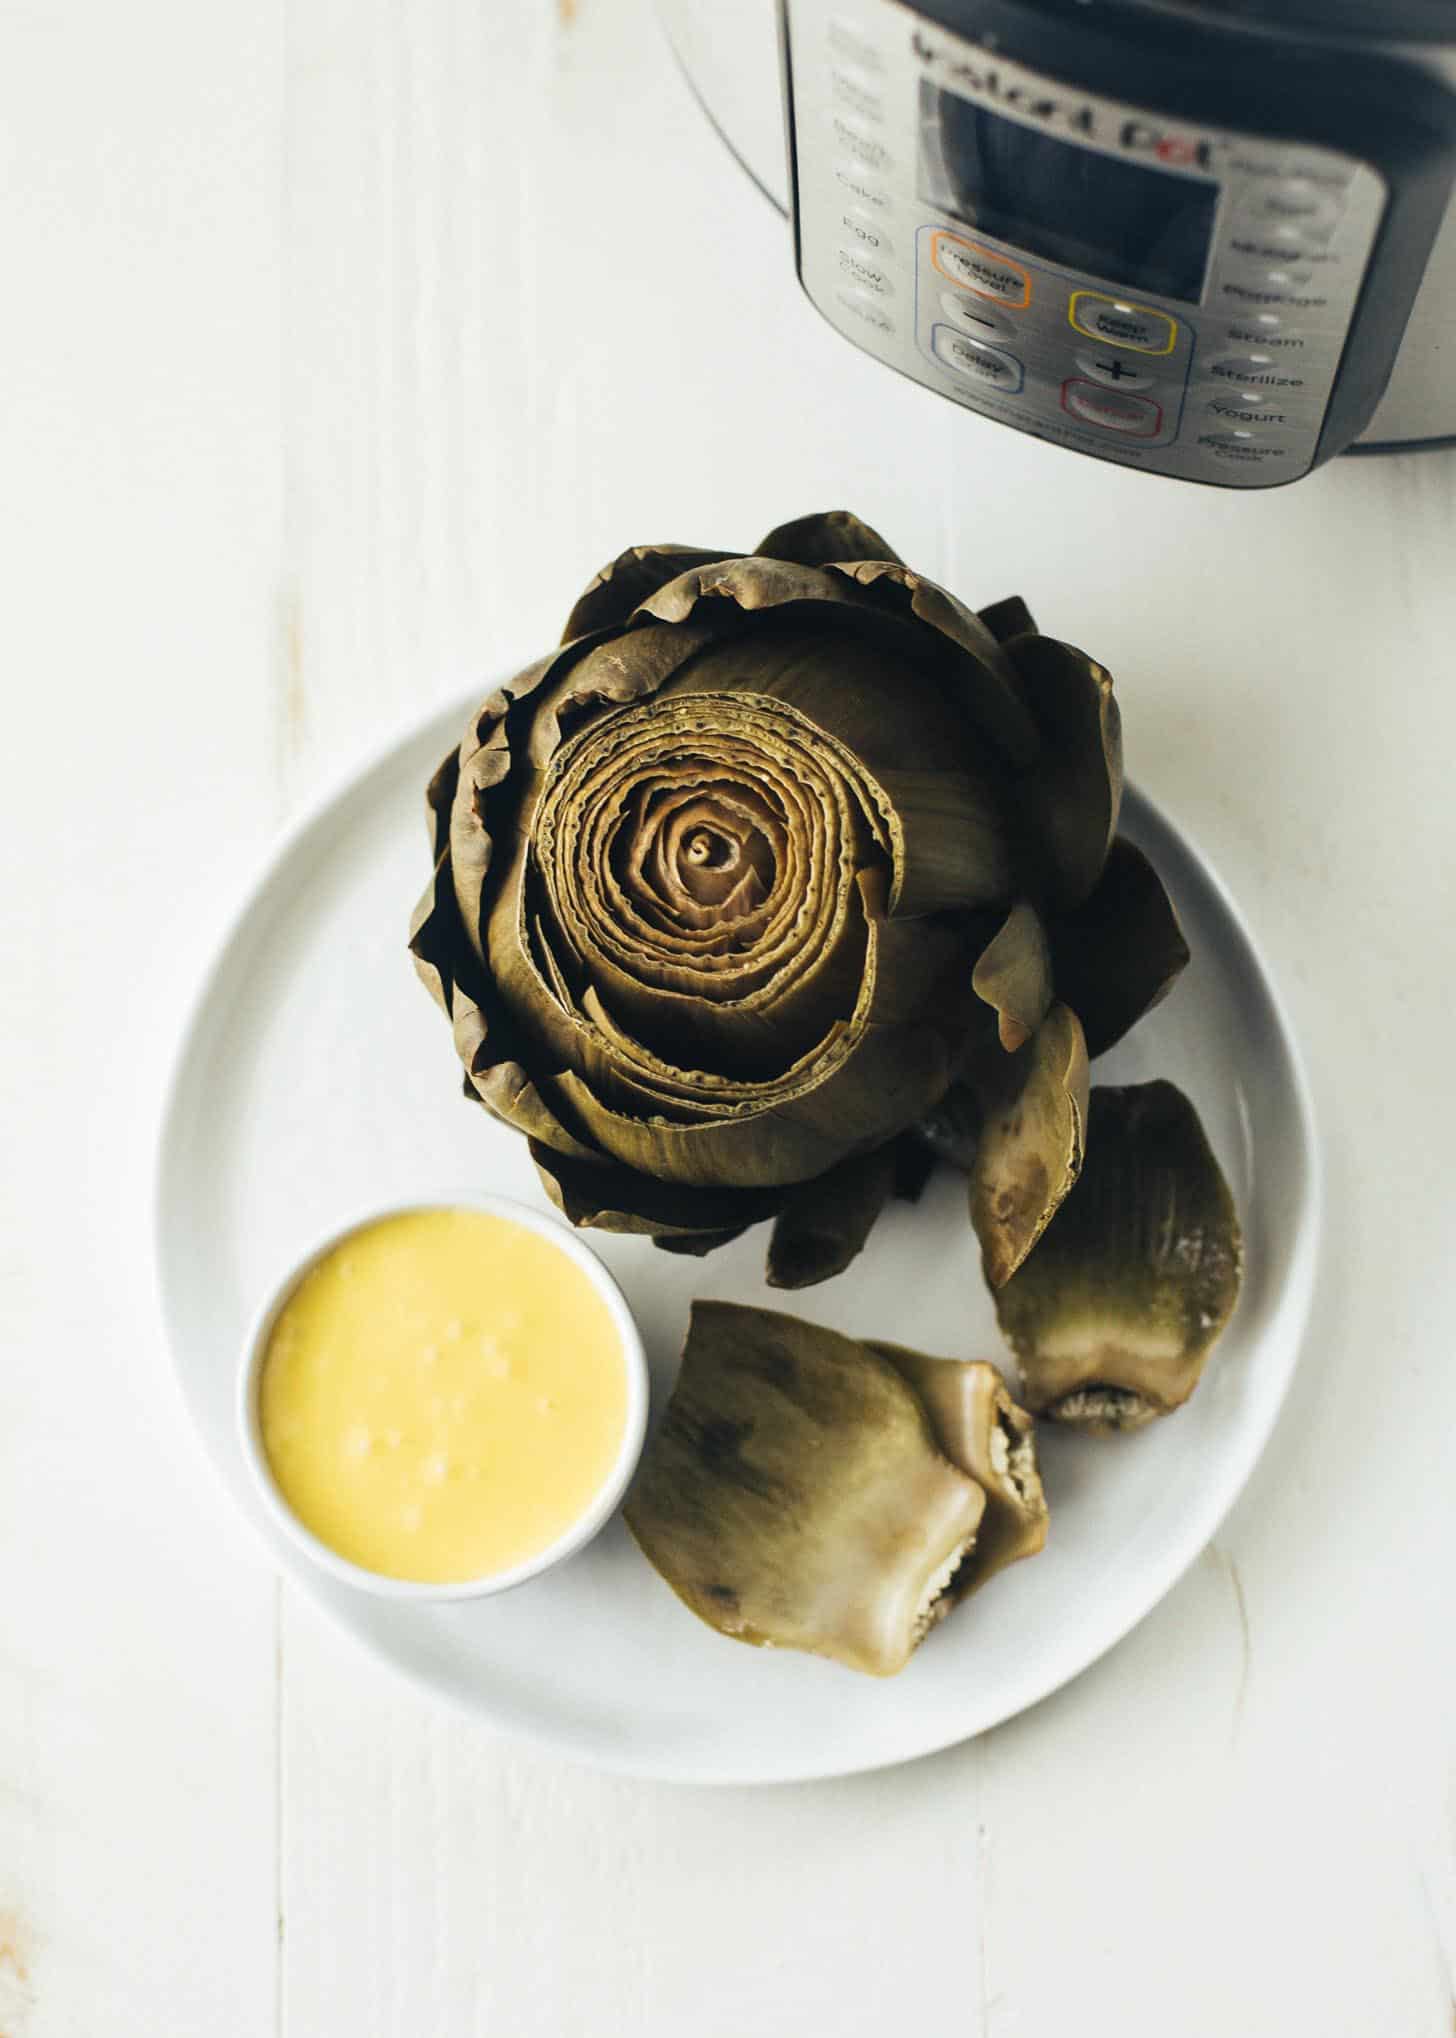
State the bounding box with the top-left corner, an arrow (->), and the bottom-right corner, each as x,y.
152,690 -> 1323,1785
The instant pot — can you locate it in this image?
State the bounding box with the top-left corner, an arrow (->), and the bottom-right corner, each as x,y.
661,0 -> 1456,487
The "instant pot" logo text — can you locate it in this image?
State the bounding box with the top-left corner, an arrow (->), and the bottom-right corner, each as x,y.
911,29 -> 1214,171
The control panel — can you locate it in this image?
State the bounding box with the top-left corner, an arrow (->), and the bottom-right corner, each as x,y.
786,0 -> 1390,486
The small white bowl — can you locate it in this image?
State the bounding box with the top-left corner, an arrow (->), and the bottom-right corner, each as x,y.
237,1192 -> 649,1602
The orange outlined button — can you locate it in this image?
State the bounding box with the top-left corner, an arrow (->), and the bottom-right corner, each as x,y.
929,232 -> 1031,309
1068,291 -> 1177,354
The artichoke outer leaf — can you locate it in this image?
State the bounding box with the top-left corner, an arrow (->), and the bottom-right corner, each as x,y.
891,1127 -> 937,1204
652,1227 -> 750,1259
829,559 -> 1040,771
766,1143 -> 900,1290
408,863 -> 602,1173
755,508 -> 905,568
978,594 -> 1038,645
408,852 -> 463,1019
918,1078 -> 984,1174
972,901 -> 1054,1053
866,1347 -> 1048,1592
992,1080 -> 1243,1434
529,1138 -> 785,1241
633,552 -> 868,629
623,1302 -> 986,1677
1005,634 -> 1124,911
970,1003 -> 1091,1288
561,544 -> 741,643
1048,836 -> 1190,1058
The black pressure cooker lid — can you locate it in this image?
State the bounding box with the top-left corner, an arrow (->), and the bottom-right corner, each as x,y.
1095,0 -> 1456,39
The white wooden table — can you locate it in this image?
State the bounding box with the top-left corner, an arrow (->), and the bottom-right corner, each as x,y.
6,2 -> 1456,2031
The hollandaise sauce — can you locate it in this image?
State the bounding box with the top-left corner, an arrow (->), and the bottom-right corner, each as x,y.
258,1207 -> 629,1583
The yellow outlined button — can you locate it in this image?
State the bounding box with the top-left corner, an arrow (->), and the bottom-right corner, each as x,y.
930,232 -> 1031,309
1068,291 -> 1177,355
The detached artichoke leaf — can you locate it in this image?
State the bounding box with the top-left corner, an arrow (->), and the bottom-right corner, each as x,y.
977,594 -> 1038,645
993,1080 -> 1243,1434
624,1302 -> 986,1677
867,1347 -> 1048,1592
972,901 -> 1053,1053
1048,837 -> 1190,1058
1005,634 -> 1123,912
561,544 -> 741,642
766,1142 -> 899,1290
970,1003 -> 1090,1289
755,508 -> 905,567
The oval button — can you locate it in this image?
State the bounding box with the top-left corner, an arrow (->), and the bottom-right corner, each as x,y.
1068,293 -> 1177,355
1228,227 -> 1335,267
836,246 -> 893,297
832,116 -> 893,176
1060,380 -> 1163,437
839,209 -> 893,259
1224,311 -> 1299,341
1204,397 -> 1296,431
1074,350 -> 1154,392
833,164 -> 891,212
1206,354 -> 1308,391
1238,181 -> 1341,240
931,327 -> 1024,392
939,292 -> 1013,340
835,288 -> 896,339
930,233 -> 1031,308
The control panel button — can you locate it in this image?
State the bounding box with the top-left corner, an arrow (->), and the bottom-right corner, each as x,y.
832,71 -> 883,123
1203,397 -> 1297,430
1224,312 -> 1299,344
831,117 -> 893,176
835,289 -> 896,340
1226,256 -> 1315,292
1205,354 -> 1308,392
1074,350 -> 1154,392
1238,181 -> 1341,239
930,233 -> 1031,308
1217,278 -> 1332,318
839,209 -> 892,259
833,164 -> 890,212
939,292 -> 1013,340
836,246 -> 893,297
932,326 -> 1024,392
1067,293 -> 1177,355
1060,380 -> 1163,437
827,18 -> 884,71
1196,432 -> 1298,469
1228,229 -> 1337,268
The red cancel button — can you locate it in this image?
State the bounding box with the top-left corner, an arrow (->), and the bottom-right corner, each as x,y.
1060,379 -> 1163,438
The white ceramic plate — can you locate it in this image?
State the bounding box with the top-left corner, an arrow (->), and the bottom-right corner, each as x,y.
155,696 -> 1319,1785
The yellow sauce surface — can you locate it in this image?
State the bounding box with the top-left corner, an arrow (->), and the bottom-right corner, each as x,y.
259,1208 -> 628,1583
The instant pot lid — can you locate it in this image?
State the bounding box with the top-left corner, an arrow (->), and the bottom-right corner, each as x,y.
661,0 -> 1456,220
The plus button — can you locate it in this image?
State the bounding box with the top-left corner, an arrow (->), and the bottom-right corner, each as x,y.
1095,355 -> 1137,381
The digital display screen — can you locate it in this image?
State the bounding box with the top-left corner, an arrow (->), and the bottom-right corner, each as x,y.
920,85 -> 1219,304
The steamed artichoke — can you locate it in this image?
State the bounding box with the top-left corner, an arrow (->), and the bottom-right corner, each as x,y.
410,510 -> 1186,1280
625,1303 -> 1043,1676
992,1081 -> 1243,1433
868,1345 -> 1048,1589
